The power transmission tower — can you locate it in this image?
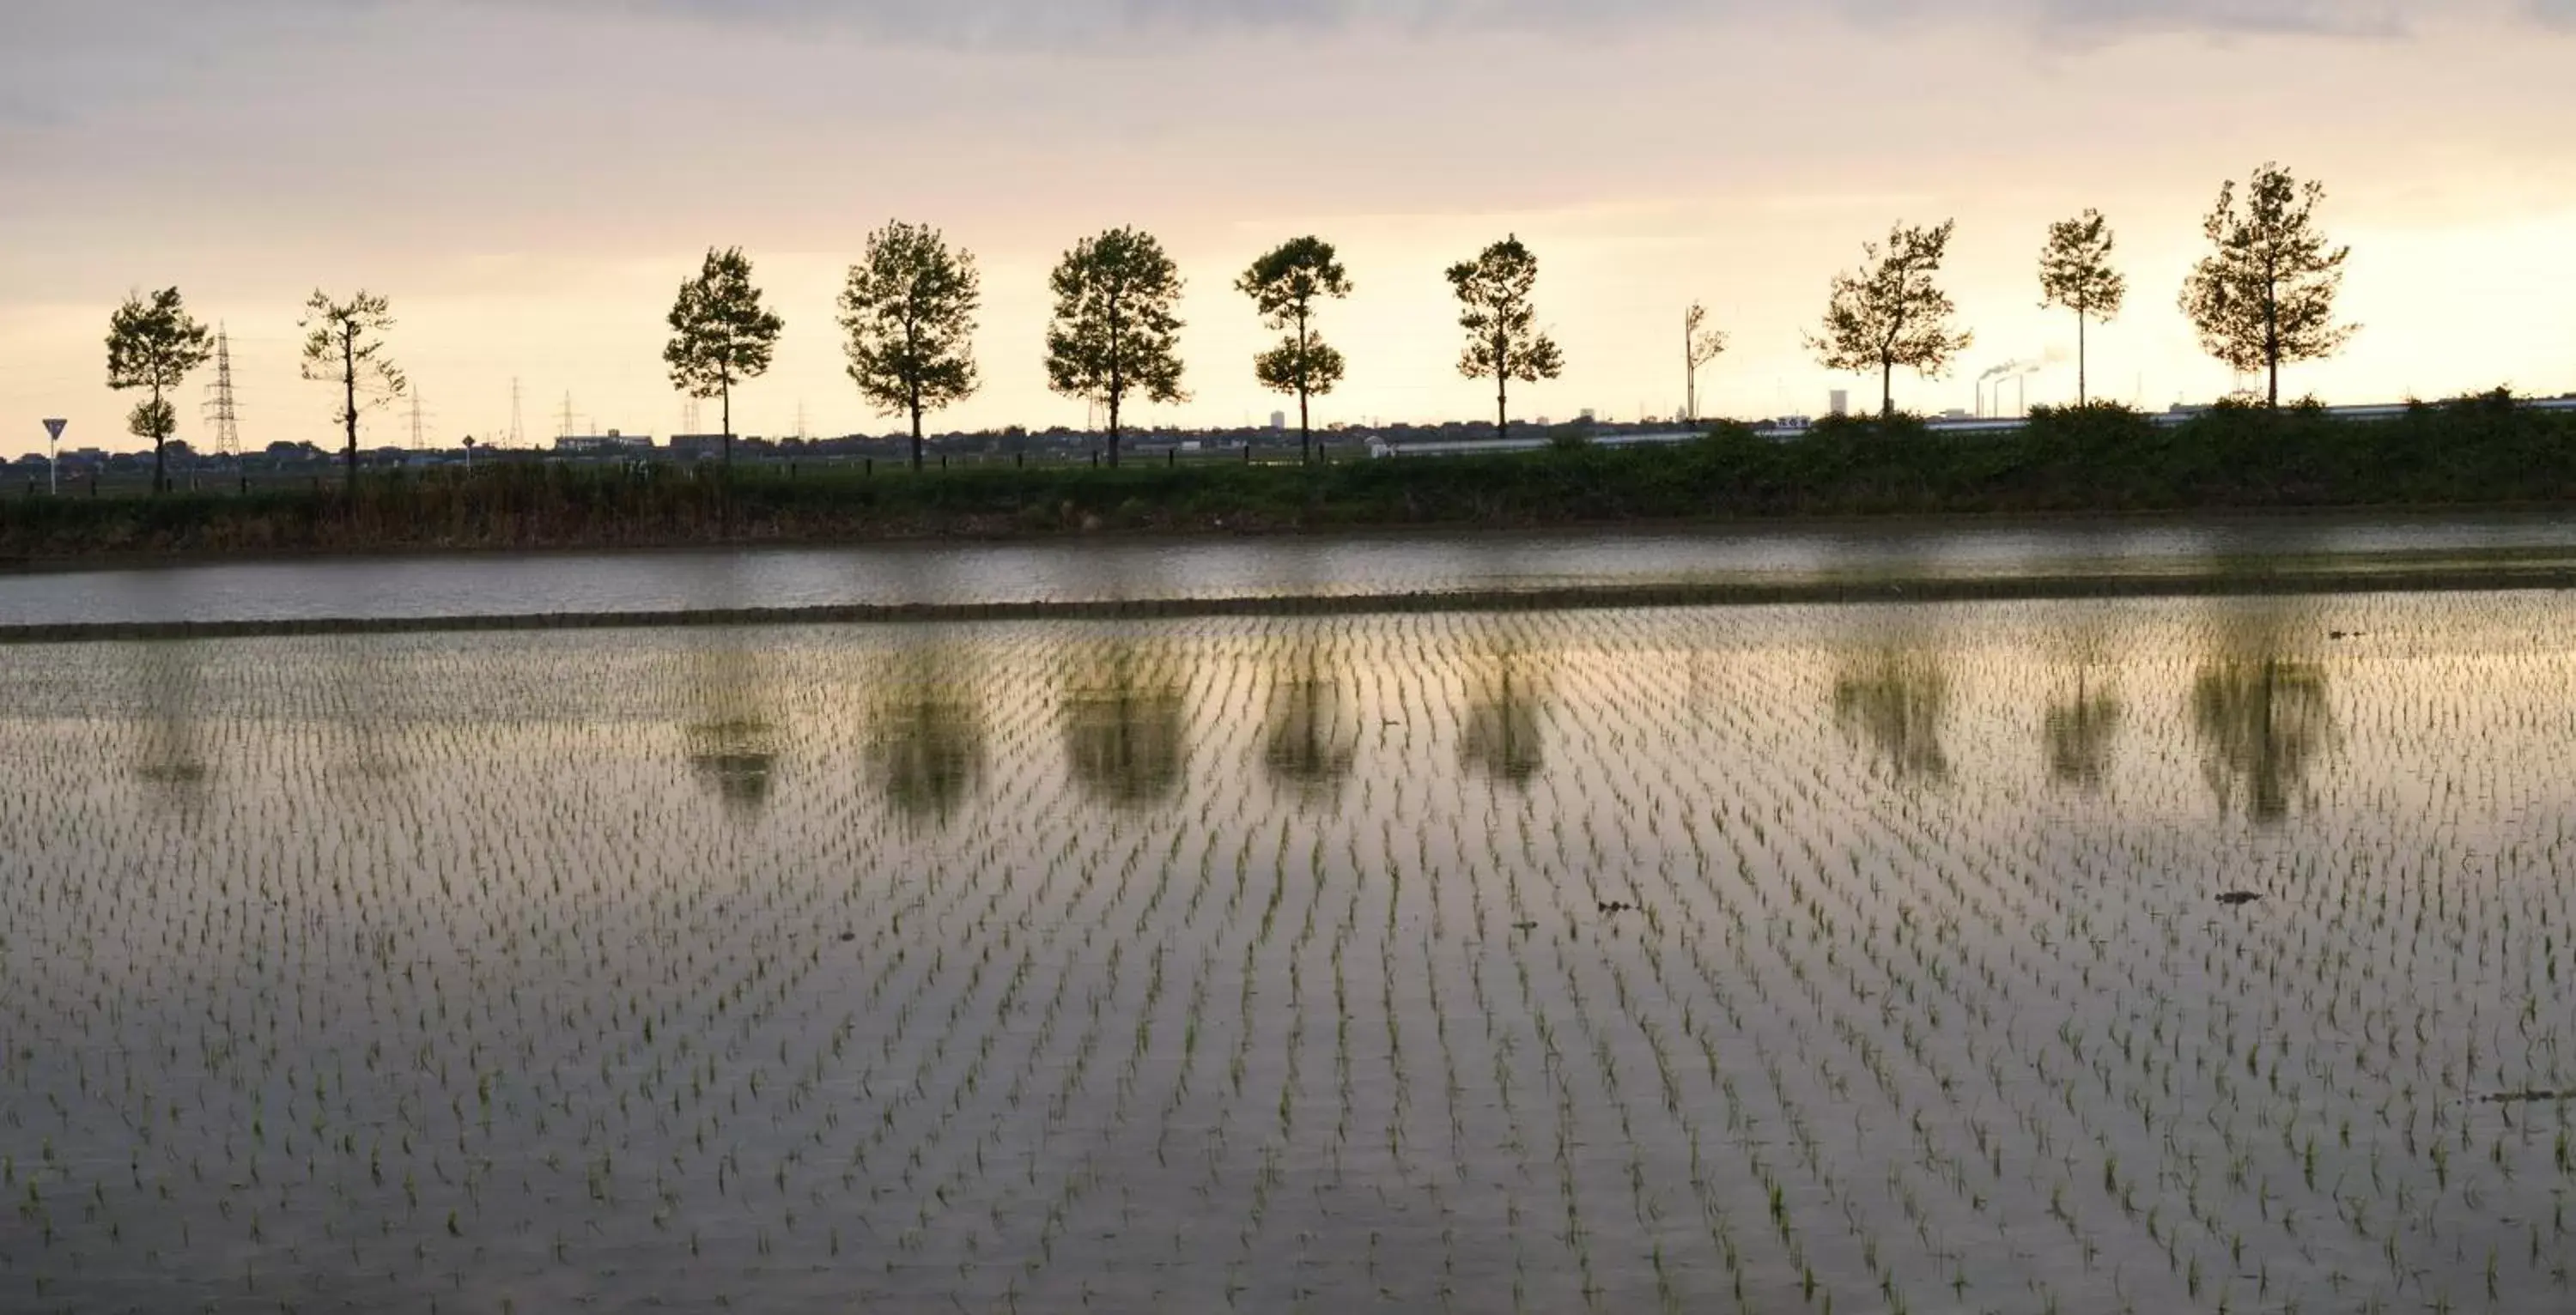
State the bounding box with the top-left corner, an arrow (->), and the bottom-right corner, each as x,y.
202,325 -> 241,458
795,401 -> 808,440
682,397 -> 702,435
559,393 -> 576,439
508,378 -> 525,449
407,389 -> 435,451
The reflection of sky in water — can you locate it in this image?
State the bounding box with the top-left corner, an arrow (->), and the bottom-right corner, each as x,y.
5,593 -> 2575,1310
11,510 -> 2576,626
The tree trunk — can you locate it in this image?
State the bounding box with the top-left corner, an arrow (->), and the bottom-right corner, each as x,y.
1683,311 -> 1694,423
1495,331 -> 1510,440
911,392 -> 924,472
721,382 -> 733,470
2263,261 -> 2281,410
1107,308 -> 1123,470
1881,357 -> 1895,422
150,382 -> 167,496
2076,311 -> 2088,408
343,326 -> 360,494
1297,307 -> 1311,464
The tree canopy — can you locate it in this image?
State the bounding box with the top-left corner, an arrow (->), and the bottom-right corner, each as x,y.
840,221 -> 982,470
1807,221 -> 1973,420
1044,227 -> 1187,468
105,287 -> 213,494
2038,209 -> 2128,406
1238,236 -> 1352,464
1446,235 -> 1564,440
665,246 -> 784,465
2179,163 -> 2354,409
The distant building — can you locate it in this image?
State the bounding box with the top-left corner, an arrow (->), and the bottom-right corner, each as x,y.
1269,411 -> 1286,431
1829,390 -> 1850,417
556,430 -> 653,456
667,433 -> 729,458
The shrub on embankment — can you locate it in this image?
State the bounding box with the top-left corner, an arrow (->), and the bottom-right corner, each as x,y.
4,391 -> 2573,561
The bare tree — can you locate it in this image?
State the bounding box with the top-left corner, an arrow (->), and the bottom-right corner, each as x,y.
298,291 -> 405,493
1684,301 -> 1728,423
2179,163 -> 2355,409
2038,209 -> 2128,406
1807,221 -> 1973,421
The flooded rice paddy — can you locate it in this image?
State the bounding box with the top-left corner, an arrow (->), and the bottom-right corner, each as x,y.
3,592 -> 2573,1312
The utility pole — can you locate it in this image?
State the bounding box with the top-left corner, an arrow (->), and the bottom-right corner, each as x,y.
508,378 -> 525,449
203,326 -> 242,459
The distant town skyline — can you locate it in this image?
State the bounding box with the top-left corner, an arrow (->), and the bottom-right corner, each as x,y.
4,0 -> 2573,458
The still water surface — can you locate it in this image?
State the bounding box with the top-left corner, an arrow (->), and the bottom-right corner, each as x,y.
3,592 -> 2570,1312
6,510 -> 2576,625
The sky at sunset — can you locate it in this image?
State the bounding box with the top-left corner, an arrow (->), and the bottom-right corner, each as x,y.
3,0 -> 2573,457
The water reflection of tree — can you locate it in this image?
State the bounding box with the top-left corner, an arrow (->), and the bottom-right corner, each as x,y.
1063,644 -> 1188,809
1461,650 -> 1548,789
1832,651 -> 1950,782
869,646 -> 985,822
319,635 -> 410,783
2192,657 -> 2334,822
683,643 -> 782,815
2044,675 -> 2124,791
131,640 -> 214,800
1263,653 -> 1357,804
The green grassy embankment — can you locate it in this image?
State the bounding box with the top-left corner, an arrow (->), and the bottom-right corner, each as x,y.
3,394 -> 2572,562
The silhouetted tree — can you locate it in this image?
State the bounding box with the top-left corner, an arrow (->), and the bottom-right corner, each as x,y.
840,221 -> 981,471
665,246 -> 783,469
2038,209 -> 2127,406
1807,221 -> 1973,421
1238,236 -> 1352,464
1045,227 -> 1187,468
1684,301 -> 1728,423
1446,235 -> 1564,440
298,290 -> 405,494
2180,164 -> 2355,409
106,288 -> 213,496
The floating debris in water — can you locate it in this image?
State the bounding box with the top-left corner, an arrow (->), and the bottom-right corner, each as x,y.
2215,891 -> 2263,906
